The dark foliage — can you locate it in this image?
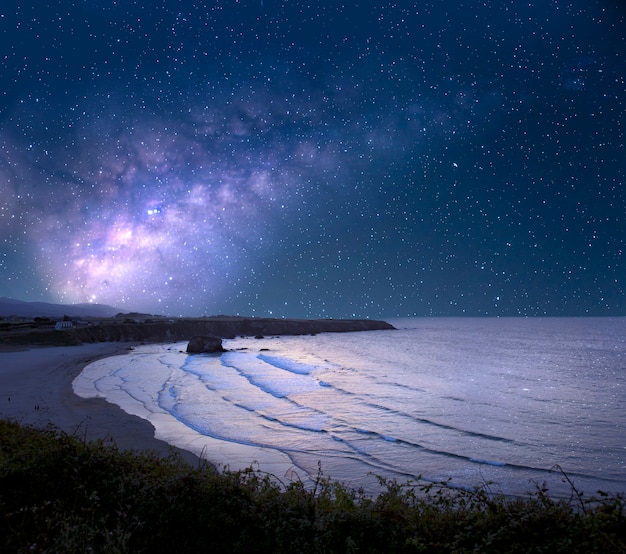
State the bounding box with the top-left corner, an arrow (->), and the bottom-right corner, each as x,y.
1,420 -> 624,553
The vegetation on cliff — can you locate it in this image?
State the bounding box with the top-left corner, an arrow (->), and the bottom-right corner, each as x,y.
0,316 -> 395,347
1,420 -> 624,553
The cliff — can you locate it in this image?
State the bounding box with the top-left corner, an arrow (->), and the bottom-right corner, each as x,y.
0,317 -> 395,347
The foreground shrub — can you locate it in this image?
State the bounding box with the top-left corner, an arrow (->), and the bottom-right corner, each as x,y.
1,419 -> 624,553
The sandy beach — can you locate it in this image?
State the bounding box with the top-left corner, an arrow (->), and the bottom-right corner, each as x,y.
0,343 -> 199,464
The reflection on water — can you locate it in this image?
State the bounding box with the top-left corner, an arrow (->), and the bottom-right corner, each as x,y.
74,317 -> 626,497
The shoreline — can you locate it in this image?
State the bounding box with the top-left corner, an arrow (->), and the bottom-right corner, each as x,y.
72,341 -> 315,482
0,342 -> 200,465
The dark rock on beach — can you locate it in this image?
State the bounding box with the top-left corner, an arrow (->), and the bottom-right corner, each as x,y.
186,336 -> 226,354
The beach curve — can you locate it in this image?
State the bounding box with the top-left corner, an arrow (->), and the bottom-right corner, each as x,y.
0,343 -> 199,464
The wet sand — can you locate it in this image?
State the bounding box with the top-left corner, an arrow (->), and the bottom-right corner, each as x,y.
0,343 -> 199,465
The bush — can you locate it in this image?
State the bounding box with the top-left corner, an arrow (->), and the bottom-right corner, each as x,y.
1,419 -> 624,553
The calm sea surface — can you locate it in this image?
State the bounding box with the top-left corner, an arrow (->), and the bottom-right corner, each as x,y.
74,317 -> 626,498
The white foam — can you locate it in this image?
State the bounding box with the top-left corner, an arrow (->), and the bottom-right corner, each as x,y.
71,319 -> 626,498
73,343 -> 309,482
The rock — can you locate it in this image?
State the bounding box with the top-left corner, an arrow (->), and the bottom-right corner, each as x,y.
0,317 -> 395,347
186,335 -> 226,354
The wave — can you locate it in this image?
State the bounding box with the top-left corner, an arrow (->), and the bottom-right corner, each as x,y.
363,401 -> 516,444
332,426 -> 606,484
254,355 -> 519,448
171,352 -> 545,482
74,322 -> 626,497
257,353 -> 320,375
194,350 -> 525,467
220,351 -> 320,398
187,349 -> 615,488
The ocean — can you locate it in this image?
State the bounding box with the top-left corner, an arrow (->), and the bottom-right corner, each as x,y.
73,317 -> 626,498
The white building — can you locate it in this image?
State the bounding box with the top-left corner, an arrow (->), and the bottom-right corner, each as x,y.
55,321 -> 73,330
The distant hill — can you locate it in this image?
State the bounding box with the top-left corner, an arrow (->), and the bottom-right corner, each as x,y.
0,298 -> 121,318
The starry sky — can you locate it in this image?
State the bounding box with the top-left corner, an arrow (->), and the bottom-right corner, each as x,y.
1,1 -> 624,318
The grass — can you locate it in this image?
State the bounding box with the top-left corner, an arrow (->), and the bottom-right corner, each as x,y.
1,419 -> 624,553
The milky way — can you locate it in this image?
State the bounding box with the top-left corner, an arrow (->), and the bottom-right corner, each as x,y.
1,1 -> 625,317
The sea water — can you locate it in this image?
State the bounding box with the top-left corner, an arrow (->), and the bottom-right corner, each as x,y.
73,317 -> 626,498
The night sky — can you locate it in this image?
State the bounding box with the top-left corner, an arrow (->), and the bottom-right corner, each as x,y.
1,1 -> 624,318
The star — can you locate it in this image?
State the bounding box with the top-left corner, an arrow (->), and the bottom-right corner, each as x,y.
0,0 -> 624,317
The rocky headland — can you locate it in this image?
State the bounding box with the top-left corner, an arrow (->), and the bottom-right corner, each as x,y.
0,316 -> 395,347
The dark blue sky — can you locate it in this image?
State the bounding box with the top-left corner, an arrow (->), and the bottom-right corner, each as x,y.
1,1 -> 624,317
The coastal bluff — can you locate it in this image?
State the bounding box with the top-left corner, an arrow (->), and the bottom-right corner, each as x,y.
0,316 -> 395,347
